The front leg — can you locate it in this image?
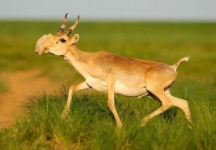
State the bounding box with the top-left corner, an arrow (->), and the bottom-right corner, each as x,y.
62,81 -> 90,118
107,77 -> 123,128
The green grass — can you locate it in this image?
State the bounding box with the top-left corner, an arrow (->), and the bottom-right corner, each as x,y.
0,20 -> 216,149
0,81 -> 215,149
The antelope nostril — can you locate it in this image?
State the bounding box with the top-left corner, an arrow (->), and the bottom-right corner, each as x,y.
35,52 -> 38,54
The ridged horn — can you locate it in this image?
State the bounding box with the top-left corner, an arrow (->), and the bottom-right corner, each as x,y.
65,15 -> 79,36
58,13 -> 68,33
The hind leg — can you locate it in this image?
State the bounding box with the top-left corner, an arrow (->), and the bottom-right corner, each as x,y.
165,90 -> 193,128
141,66 -> 177,126
141,88 -> 173,127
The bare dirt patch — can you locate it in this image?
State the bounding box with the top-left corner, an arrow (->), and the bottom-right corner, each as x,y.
0,69 -> 58,127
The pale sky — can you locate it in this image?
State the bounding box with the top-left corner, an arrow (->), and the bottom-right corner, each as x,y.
0,0 -> 216,21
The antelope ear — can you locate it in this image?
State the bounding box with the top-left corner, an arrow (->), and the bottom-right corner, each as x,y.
71,34 -> 79,45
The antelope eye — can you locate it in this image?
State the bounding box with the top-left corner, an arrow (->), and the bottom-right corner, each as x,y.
60,38 -> 66,43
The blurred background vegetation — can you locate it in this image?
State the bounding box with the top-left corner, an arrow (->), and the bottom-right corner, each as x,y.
0,21 -> 216,87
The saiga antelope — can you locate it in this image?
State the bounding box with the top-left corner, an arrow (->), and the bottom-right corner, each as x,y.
35,14 -> 192,128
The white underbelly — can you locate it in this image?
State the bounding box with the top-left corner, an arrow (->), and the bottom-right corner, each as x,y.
86,76 -> 107,92
86,76 -> 147,97
114,80 -> 147,97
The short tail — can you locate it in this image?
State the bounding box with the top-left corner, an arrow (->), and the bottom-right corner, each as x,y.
172,56 -> 189,71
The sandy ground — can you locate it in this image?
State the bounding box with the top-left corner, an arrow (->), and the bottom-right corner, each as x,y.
0,69 -> 57,128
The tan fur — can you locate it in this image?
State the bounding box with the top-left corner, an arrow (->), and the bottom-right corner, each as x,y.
35,15 -> 192,128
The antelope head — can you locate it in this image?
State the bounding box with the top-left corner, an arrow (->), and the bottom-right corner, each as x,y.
35,14 -> 80,56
